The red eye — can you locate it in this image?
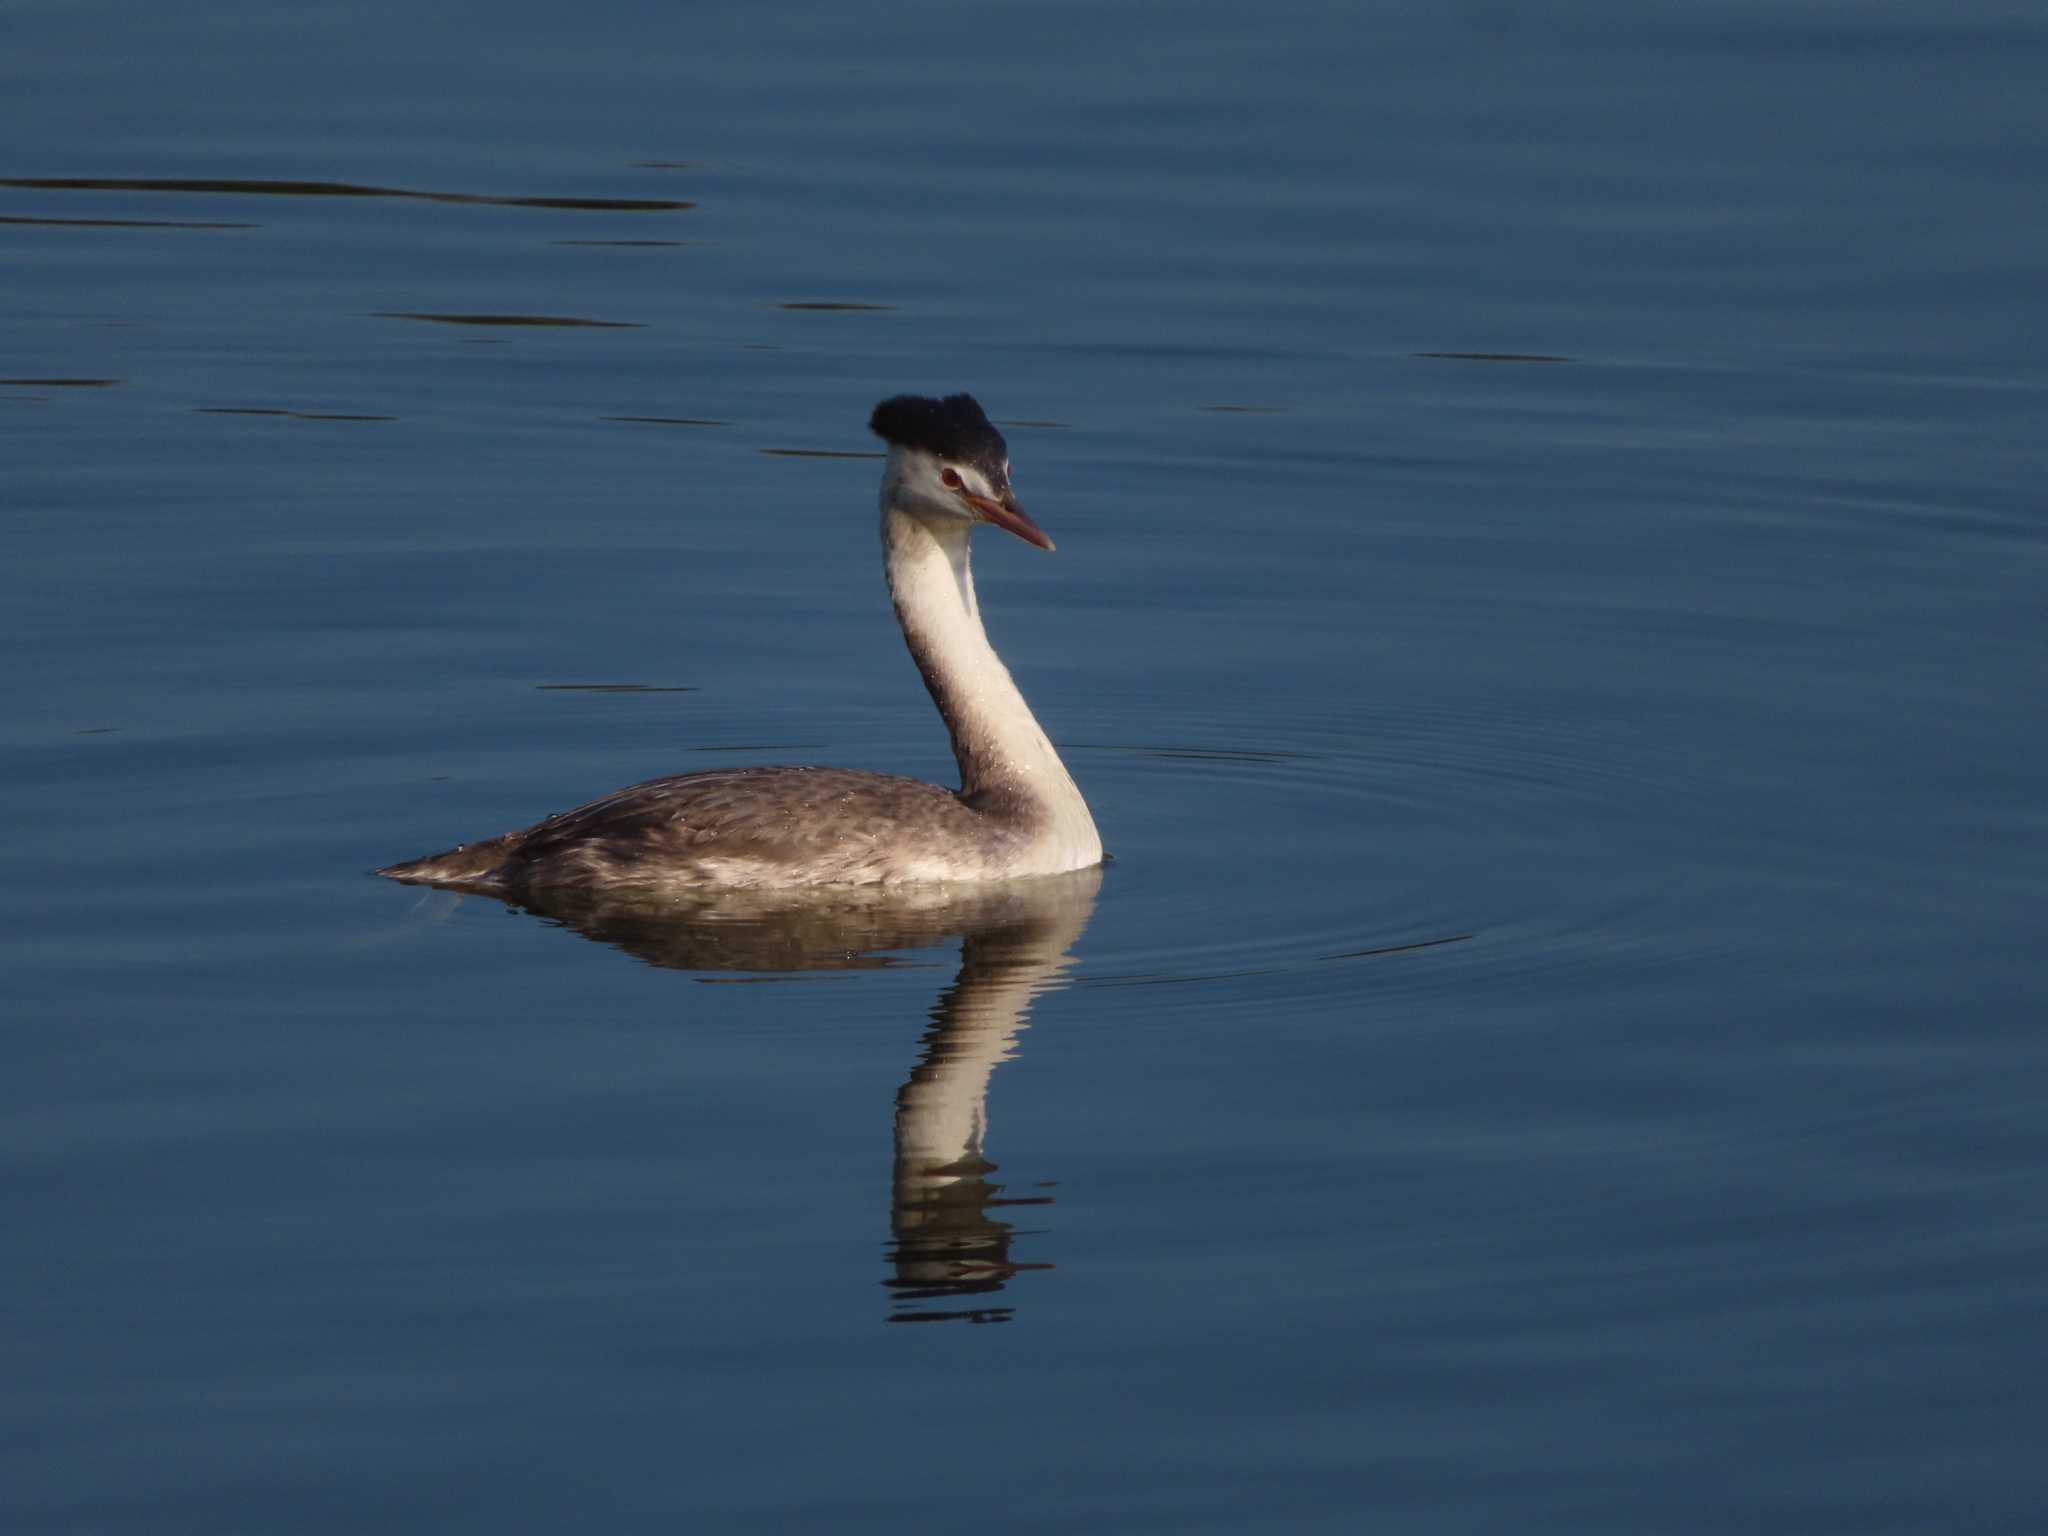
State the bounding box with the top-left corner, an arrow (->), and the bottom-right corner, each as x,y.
940,467 -> 963,489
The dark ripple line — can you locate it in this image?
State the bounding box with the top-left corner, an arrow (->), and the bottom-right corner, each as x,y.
1321,933 -> 1474,962
1,376 -> 121,387
1076,932 -> 1472,990
194,406 -> 393,422
1,176 -> 692,213
605,415 -> 731,427
1413,351 -> 1570,363
0,214 -> 254,229
373,311 -> 643,329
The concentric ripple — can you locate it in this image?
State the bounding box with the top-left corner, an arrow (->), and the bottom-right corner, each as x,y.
1056,687 -> 1734,1017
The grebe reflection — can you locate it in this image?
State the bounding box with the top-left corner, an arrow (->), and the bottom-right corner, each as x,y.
494,866 -> 1100,1322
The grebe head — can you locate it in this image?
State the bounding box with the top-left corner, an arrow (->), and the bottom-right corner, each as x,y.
870,392 -> 1053,551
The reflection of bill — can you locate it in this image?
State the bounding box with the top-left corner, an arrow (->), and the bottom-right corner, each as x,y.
494,867 -> 1102,1325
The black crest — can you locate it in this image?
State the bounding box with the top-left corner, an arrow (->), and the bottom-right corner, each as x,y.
869,393 -> 1009,482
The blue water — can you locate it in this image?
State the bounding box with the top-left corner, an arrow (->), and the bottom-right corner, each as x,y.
6,2 -> 2046,1530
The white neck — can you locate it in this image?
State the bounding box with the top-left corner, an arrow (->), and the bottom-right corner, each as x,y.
881,500 -> 1099,860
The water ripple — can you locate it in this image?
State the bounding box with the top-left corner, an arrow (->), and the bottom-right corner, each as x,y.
1064,690 -> 1725,1014
1,176 -> 692,213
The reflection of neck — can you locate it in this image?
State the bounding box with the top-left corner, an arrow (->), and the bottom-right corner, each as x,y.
883,505 -> 1095,839
887,876 -> 1098,1319
893,941 -> 1056,1184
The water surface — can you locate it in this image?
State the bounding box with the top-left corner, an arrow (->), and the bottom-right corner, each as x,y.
6,2 -> 2045,1530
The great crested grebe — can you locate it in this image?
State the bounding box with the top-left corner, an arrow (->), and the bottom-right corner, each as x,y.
378,393 -> 1102,893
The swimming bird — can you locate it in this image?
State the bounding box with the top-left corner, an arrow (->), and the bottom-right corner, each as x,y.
378,393 -> 1102,893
